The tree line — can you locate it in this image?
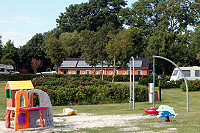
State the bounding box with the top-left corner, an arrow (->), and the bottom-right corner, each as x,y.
0,0 -> 199,75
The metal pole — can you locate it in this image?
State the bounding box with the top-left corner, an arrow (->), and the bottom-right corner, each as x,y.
153,58 -> 155,108
153,55 -> 189,112
159,78 -> 161,101
130,58 -> 132,110
132,57 -> 135,110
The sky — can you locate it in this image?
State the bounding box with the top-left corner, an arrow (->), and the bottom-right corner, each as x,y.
0,0 -> 137,48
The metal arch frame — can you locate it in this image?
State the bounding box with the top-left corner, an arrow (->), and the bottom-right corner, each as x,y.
130,57 -> 135,110
153,55 -> 189,112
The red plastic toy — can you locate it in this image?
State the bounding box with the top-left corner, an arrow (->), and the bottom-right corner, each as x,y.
145,107 -> 159,115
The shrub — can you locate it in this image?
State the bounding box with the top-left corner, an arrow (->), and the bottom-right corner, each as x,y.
138,74 -> 157,86
32,76 -> 148,106
1,74 -> 146,82
180,80 -> 200,91
138,74 -> 184,89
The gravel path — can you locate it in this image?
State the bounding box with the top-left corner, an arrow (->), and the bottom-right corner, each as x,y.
0,113 -> 152,132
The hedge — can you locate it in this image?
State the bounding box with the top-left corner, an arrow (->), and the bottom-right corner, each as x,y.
180,80 -> 200,91
0,74 -> 146,82
32,76 -> 148,105
138,74 -> 184,89
0,74 -> 37,81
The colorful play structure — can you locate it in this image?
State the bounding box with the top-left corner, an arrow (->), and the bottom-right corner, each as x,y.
5,81 -> 54,131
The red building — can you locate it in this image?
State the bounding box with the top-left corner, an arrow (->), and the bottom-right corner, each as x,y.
58,58 -> 150,75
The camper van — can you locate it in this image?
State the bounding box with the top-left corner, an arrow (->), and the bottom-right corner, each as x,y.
0,64 -> 14,74
170,66 -> 200,81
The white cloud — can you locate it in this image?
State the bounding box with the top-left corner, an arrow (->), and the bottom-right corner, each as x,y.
13,15 -> 45,25
0,20 -> 7,23
1,31 -> 34,48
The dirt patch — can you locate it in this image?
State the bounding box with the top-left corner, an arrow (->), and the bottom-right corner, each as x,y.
0,113 -> 151,132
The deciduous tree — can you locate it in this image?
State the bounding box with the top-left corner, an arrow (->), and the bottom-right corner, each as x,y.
30,58 -> 42,73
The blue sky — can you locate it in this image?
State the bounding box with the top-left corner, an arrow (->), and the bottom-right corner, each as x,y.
0,0 -> 137,48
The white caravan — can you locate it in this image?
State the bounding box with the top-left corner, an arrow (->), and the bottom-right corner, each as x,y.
170,66 -> 200,81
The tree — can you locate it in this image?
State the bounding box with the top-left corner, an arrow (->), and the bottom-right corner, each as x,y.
1,40 -> 19,69
190,25 -> 200,64
106,29 -> 131,82
145,27 -> 175,74
18,33 -> 51,73
0,35 -> 2,60
80,30 -> 100,76
126,0 -> 199,34
47,37 -> 65,69
59,31 -> 83,58
56,0 -> 127,32
96,24 -> 116,80
30,58 -> 42,73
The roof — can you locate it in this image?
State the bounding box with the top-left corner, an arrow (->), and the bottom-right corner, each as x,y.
0,64 -> 14,70
59,58 -> 149,69
5,80 -> 34,90
127,58 -> 149,68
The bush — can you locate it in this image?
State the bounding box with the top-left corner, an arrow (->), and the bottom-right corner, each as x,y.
138,74 -> 184,89
1,74 -> 146,82
0,74 -> 37,81
138,74 -> 156,86
180,80 -> 200,91
32,76 -> 148,106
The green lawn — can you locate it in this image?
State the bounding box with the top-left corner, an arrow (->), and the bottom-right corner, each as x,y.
1,81 -> 200,132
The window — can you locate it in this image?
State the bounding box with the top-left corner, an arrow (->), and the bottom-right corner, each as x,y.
82,71 -> 85,74
64,70 -> 68,74
137,70 -> 142,75
109,72 -> 112,75
127,70 -> 130,75
195,70 -> 200,77
123,72 -> 126,75
115,70 -> 118,75
182,70 -> 190,77
76,70 -> 80,74
172,70 -> 178,76
0,68 -> 5,72
100,70 -> 104,74
86,70 -> 90,74
95,71 -> 98,74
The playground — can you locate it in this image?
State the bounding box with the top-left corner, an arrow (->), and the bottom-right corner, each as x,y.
1,81 -> 200,132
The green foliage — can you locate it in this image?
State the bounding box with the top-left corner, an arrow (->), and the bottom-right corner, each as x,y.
18,33 -> 51,73
0,74 -> 37,81
56,0 -> 127,32
1,40 -> 19,69
138,74 -> 155,86
32,76 -> 148,105
0,74 -> 146,82
47,37 -> 65,69
59,31 -> 82,58
181,80 -> 200,91
138,75 -> 184,89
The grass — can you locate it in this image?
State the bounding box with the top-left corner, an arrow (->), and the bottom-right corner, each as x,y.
1,81 -> 200,132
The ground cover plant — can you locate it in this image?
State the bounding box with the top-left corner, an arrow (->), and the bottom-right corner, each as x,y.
32,76 -> 148,105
